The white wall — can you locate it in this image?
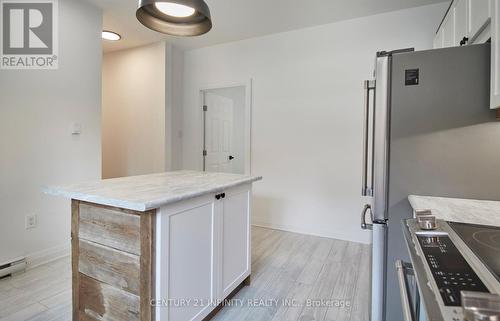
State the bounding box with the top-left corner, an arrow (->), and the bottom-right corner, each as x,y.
102,42 -> 167,178
181,4 -> 448,244
0,0 -> 102,264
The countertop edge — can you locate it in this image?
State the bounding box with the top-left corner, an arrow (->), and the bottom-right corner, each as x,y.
407,195 -> 422,210
407,194 -> 500,227
44,175 -> 262,212
43,186 -> 148,211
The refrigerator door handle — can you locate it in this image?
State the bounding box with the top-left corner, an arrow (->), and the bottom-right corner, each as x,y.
361,204 -> 373,230
362,80 -> 375,196
395,260 -> 416,321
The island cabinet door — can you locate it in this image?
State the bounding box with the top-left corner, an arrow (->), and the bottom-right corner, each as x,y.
219,184 -> 252,299
155,194 -> 220,321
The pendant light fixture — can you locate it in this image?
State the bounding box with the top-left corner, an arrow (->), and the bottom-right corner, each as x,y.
136,0 -> 212,37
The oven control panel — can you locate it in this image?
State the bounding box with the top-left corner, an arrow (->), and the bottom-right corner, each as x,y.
417,235 -> 489,307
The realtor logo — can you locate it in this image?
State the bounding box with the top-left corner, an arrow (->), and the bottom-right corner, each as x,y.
1,0 -> 58,69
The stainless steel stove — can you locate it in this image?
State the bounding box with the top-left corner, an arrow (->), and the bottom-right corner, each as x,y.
402,219 -> 500,321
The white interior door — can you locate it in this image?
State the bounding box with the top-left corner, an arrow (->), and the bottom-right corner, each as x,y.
204,92 -> 234,173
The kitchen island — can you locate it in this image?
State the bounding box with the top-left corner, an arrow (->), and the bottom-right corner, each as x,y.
46,170 -> 262,321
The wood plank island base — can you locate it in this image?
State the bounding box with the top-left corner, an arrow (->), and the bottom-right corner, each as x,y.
47,171 -> 262,321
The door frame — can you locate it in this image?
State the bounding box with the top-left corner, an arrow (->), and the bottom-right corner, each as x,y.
199,79 -> 252,175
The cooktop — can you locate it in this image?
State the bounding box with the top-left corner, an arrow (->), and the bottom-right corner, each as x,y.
449,222 -> 500,283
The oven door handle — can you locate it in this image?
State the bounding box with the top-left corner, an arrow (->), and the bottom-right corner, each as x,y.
396,260 -> 416,321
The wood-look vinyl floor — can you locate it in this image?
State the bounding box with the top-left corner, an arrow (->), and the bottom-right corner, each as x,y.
0,227 -> 370,321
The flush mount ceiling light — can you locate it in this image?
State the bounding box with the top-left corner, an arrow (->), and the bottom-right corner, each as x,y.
102,31 -> 121,41
136,0 -> 212,37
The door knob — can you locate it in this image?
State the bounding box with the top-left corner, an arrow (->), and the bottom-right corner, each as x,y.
228,155 -> 235,160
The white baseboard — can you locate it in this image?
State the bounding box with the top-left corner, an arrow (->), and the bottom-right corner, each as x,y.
26,243 -> 71,270
251,221 -> 371,245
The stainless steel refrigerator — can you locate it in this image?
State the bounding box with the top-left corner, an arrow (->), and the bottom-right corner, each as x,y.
360,43 -> 500,321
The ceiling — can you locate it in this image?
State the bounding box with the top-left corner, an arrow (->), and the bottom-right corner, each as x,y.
86,0 -> 449,53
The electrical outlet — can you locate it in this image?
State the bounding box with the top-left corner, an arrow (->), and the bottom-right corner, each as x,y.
25,215 -> 37,229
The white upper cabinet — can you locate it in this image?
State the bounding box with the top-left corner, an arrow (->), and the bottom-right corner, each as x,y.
436,0 -> 492,48
491,0 -> 500,109
469,0 -> 492,40
434,29 -> 445,48
443,11 -> 456,47
455,0 -> 469,45
434,0 -> 499,109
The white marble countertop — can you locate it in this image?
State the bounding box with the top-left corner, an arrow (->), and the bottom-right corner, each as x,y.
408,195 -> 500,227
45,170 -> 262,212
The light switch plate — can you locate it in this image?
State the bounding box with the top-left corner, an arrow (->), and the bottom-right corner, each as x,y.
25,215 -> 37,229
71,122 -> 82,135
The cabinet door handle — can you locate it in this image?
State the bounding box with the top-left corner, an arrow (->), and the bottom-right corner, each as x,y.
460,36 -> 469,46
215,194 -> 221,200
221,193 -> 226,199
